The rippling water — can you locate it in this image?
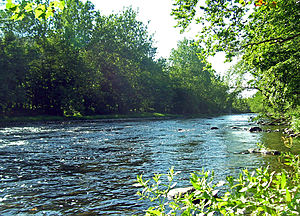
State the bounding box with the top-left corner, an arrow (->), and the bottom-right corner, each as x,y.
0,114 -> 296,215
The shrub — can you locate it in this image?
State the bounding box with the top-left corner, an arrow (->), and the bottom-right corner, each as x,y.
136,153 -> 299,215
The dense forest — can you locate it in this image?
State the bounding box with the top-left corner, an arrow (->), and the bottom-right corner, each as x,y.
0,0 -> 247,117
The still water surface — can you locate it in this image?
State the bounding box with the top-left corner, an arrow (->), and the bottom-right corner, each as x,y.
0,114 -> 297,215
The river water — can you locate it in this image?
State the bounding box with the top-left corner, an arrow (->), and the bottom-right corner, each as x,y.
0,114 -> 298,215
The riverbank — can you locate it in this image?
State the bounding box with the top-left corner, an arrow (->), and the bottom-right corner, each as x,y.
0,112 -> 182,123
0,112 -> 245,124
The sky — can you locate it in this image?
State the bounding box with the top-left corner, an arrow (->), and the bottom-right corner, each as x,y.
90,0 -> 236,76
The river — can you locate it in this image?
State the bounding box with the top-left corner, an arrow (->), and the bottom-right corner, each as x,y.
0,114 -> 298,215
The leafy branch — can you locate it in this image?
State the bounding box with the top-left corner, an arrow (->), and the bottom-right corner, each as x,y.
243,33 -> 300,48
136,152 -> 300,215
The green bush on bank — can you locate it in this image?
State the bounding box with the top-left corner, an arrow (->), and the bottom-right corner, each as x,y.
136,152 -> 299,215
290,110 -> 300,133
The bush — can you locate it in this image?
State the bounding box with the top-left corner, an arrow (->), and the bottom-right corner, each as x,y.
136,153 -> 299,215
291,117 -> 300,133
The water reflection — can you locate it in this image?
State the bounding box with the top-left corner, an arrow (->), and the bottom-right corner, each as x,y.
0,114 -> 290,215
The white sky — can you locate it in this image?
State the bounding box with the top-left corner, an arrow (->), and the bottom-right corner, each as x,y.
90,0 -> 236,75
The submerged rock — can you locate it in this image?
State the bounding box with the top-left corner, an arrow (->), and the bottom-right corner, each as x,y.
239,148 -> 281,155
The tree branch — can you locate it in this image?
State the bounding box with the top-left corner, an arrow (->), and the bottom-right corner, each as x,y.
243,33 -> 300,48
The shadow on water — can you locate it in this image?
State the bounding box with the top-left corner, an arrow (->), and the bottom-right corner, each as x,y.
0,114 -> 295,215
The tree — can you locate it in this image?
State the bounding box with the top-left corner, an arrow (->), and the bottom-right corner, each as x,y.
25,37 -> 89,116
86,8 -> 158,114
0,0 -> 96,116
172,0 -> 300,118
168,39 -> 231,114
0,32 -> 27,115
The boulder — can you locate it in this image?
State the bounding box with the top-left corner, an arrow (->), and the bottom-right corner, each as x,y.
249,126 -> 262,132
288,132 -> 300,138
283,128 -> 294,135
167,187 -> 195,200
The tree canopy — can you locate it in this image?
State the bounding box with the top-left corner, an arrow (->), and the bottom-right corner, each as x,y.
172,0 -> 299,119
0,0 -> 244,117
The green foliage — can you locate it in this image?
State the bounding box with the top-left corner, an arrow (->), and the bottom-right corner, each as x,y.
0,0 -> 243,117
172,0 -> 300,120
0,31 -> 27,115
231,97 -> 250,113
6,0 -> 65,20
168,39 -> 234,114
291,115 -> 300,133
136,167 -> 179,215
137,153 -> 300,215
248,92 -> 266,113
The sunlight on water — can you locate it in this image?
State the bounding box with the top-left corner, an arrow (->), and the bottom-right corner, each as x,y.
0,114 -> 289,215
0,140 -> 29,148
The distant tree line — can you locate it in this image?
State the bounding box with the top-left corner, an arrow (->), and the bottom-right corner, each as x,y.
0,0 -> 245,117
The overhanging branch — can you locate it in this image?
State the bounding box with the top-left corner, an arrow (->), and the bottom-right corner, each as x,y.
242,33 -> 300,48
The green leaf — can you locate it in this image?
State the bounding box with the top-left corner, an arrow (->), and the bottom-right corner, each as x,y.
35,10 -> 43,19
45,10 -> 54,19
58,0 -> 65,10
146,209 -> 163,215
286,189 -> 291,202
6,1 -> 12,9
11,14 -> 18,20
281,172 -> 286,189
220,209 -> 227,215
35,4 -> 46,20
239,0 -> 246,6
7,3 -> 17,12
16,14 -> 24,20
24,3 -> 34,12
239,187 -> 248,193
218,201 -> 228,209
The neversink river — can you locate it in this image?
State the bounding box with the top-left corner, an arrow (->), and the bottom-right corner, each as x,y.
0,114 -> 297,215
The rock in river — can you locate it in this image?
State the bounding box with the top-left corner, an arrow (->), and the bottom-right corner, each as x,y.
239,148 -> 281,155
167,187 -> 195,200
249,126 -> 262,132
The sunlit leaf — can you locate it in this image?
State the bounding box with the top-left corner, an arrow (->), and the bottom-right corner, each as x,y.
281,172 -> 286,189
147,209 -> 163,215
239,187 -> 248,192
17,14 -> 24,20
6,0 -> 12,9
239,0 -> 246,6
58,0 -> 65,10
24,3 -> 34,12
286,189 -> 291,202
